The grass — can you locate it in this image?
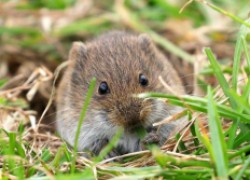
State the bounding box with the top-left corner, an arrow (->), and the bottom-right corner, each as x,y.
71,77 -> 96,173
1,0 -> 250,179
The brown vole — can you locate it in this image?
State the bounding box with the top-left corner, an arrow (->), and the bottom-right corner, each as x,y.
56,31 -> 186,157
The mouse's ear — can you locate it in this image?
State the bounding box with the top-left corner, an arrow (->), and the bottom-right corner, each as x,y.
68,41 -> 87,61
138,33 -> 154,51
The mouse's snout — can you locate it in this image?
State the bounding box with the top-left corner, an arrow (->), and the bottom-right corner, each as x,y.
116,99 -> 143,128
115,98 -> 156,129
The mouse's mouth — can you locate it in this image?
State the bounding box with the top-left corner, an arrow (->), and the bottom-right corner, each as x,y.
126,124 -> 147,138
127,124 -> 143,132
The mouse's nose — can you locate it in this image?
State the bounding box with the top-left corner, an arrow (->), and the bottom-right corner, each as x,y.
117,101 -> 142,127
125,108 -> 141,126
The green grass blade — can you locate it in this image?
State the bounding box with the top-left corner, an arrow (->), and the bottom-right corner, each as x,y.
205,47 -> 239,148
207,86 -> 228,178
228,19 -> 250,148
52,144 -> 66,168
232,37 -> 243,90
152,147 -> 211,168
8,132 -> 17,155
229,90 -> 250,115
194,119 -> 214,163
71,77 -> 96,173
199,1 -> 250,28
235,155 -> 250,180
242,36 -> 250,100
204,48 -> 236,108
232,18 -> 250,90
57,16 -> 113,37
243,78 -> 250,101
95,128 -> 123,161
73,77 -> 96,150
138,93 -> 250,123
233,132 -> 250,148
0,78 -> 8,87
242,37 -> 250,72
229,144 -> 250,159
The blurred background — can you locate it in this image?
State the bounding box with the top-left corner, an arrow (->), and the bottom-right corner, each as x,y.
0,0 -> 249,125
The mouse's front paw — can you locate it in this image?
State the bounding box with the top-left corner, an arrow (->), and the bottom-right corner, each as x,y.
143,132 -> 160,144
141,132 -> 160,150
106,149 -> 121,158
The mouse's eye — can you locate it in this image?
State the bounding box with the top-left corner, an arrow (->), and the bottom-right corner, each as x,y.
98,82 -> 110,95
139,74 -> 148,86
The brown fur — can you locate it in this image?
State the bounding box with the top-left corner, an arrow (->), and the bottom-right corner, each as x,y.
56,31 -> 186,156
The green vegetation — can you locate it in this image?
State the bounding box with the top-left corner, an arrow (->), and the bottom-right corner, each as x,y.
0,0 -> 250,179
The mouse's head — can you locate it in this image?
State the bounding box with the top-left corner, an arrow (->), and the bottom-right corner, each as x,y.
64,31 -> 185,132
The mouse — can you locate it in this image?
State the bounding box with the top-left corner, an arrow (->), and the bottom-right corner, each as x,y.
56,31 -> 187,157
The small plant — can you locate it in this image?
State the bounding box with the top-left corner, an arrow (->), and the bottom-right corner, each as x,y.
0,0 -> 250,179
